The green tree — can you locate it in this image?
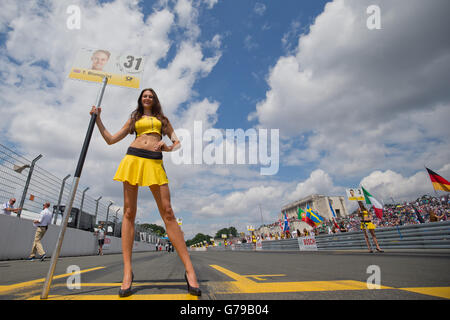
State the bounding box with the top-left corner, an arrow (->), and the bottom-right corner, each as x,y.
140,223 -> 166,236
186,233 -> 213,247
214,226 -> 237,239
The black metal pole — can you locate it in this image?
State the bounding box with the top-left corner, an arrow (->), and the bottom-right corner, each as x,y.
17,154 -> 42,218
41,77 -> 108,299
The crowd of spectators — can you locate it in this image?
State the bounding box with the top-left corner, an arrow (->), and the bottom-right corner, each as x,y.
324,194 -> 450,233
257,194 -> 450,238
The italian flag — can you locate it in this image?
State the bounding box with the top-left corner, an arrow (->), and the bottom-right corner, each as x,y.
361,186 -> 383,219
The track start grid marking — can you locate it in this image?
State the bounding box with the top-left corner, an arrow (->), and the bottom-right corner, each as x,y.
208,265 -> 450,299
1,264 -> 449,300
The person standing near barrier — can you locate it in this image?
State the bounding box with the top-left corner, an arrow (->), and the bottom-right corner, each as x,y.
357,201 -> 383,253
90,88 -> 201,297
28,202 -> 52,261
94,223 -> 106,255
3,198 -> 21,216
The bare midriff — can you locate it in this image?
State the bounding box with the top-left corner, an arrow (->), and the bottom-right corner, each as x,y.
129,133 -> 162,151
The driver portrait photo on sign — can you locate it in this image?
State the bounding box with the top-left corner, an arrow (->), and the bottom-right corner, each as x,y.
90,49 -> 110,71
346,188 -> 365,201
68,47 -> 144,89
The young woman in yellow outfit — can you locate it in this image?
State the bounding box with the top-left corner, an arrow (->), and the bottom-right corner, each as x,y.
357,201 -> 383,253
90,88 -> 201,297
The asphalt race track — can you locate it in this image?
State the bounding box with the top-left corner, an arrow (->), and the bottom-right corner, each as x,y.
1,249 -> 449,302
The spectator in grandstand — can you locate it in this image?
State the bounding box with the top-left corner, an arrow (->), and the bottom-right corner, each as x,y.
357,201 -> 383,253
2,198 -> 20,216
303,228 -> 309,236
339,222 -> 348,232
331,225 -> 338,233
90,88 -> 200,297
429,208 -> 444,222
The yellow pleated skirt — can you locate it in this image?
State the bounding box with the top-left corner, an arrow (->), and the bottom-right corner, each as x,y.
113,154 -> 169,186
361,221 -> 376,230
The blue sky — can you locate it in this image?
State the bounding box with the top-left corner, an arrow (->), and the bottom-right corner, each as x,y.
1,0 -> 449,239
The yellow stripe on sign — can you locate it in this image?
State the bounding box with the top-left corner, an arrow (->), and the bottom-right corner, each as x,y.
0,266 -> 105,294
28,294 -> 198,300
400,287 -> 450,299
68,68 -> 140,88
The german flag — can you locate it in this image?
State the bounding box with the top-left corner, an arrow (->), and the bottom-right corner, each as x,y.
426,167 -> 450,192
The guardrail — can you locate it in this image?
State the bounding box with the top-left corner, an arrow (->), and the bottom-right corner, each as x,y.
224,221 -> 450,252
316,220 -> 450,250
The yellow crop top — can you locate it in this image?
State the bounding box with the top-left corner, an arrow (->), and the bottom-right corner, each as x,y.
361,210 -> 370,219
135,116 -> 162,137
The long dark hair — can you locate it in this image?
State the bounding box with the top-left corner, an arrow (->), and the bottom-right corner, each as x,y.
357,201 -> 366,217
129,88 -> 169,135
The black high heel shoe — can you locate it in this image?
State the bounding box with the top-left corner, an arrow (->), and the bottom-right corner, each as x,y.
185,272 -> 201,296
118,272 -> 134,298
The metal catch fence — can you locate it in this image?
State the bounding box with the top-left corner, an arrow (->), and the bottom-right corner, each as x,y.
0,143 -> 158,242
226,221 -> 450,252
316,220 -> 450,250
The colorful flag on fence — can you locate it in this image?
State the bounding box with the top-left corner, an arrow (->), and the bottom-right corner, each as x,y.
328,200 -> 340,228
298,208 -> 305,220
283,213 -> 290,232
301,207 -> 314,228
328,200 -> 336,218
426,167 -> 450,192
305,204 -> 324,227
361,186 -> 383,219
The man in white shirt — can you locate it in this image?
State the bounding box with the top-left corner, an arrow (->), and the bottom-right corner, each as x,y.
94,223 -> 106,255
28,202 -> 52,261
2,198 -> 21,215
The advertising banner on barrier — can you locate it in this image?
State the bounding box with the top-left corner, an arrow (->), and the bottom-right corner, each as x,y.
68,47 -> 144,88
298,235 -> 318,251
256,239 -> 263,251
103,237 -> 111,250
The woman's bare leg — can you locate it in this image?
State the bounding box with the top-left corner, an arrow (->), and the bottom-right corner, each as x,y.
369,229 -> 382,250
362,228 -> 372,252
121,182 -> 139,290
150,184 -> 199,288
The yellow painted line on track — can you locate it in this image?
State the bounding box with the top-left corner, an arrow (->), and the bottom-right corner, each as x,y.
210,265 -> 449,299
7,264 -> 450,300
0,266 -> 106,293
210,265 -> 254,284
246,274 -> 286,281
210,264 -> 395,294
72,282 -> 186,287
28,293 -> 198,300
399,287 -> 450,299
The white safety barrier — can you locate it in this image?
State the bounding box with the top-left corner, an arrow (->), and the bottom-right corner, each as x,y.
0,214 -> 155,260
